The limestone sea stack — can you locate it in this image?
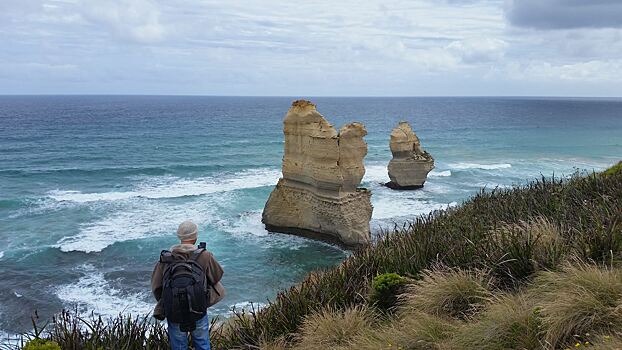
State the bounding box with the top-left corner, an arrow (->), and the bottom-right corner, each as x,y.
262,100 -> 373,247
386,121 -> 435,189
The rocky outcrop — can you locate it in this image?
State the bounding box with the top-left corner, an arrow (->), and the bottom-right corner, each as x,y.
262,100 -> 373,247
386,121 -> 434,189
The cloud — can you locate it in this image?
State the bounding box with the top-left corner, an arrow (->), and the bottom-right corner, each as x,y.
0,0 -> 620,96
505,0 -> 622,29
506,59 -> 622,82
78,0 -> 167,43
447,37 -> 507,63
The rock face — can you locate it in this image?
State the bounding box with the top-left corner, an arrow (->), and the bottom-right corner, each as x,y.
262,100 -> 373,246
386,121 -> 435,189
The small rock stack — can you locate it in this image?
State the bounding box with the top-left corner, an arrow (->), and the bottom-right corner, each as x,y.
386,121 -> 434,189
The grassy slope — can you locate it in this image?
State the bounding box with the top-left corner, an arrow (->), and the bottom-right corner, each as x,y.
213,165 -> 622,349
276,262 -> 622,349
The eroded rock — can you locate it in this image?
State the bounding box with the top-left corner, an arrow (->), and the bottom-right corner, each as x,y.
386,121 -> 434,189
262,100 -> 373,246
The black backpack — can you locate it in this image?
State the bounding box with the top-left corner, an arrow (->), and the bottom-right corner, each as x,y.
160,248 -> 210,329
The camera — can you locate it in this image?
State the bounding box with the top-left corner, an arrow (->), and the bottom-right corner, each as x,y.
198,242 -> 206,249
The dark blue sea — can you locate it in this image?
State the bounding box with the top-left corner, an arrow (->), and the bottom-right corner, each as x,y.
0,96 -> 620,334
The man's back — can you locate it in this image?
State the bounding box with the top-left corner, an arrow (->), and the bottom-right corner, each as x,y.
151,220 -> 225,350
151,243 -> 225,320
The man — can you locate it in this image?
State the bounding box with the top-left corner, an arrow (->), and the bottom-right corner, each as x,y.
151,220 -> 226,350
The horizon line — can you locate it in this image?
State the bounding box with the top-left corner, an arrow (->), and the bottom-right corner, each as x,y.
1,94 -> 622,99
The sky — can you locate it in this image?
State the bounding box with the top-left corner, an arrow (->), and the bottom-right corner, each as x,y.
1,0 -> 621,96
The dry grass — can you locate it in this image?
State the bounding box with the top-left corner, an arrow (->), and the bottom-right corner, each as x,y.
293,305 -> 376,350
531,263 -> 622,348
347,312 -> 456,350
400,268 -> 495,319
255,264 -> 622,350
447,294 -> 544,350
589,334 -> 622,349
258,337 -> 290,350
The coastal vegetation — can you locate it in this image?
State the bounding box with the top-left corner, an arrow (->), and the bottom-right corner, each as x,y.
4,162 -> 621,350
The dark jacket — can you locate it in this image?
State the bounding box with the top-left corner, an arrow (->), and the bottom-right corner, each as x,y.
151,243 -> 226,320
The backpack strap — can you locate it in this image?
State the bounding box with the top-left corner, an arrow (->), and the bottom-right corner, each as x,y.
160,250 -> 175,264
189,248 -> 205,262
189,248 -> 215,288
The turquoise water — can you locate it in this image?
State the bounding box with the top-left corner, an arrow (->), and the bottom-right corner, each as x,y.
0,96 -> 620,333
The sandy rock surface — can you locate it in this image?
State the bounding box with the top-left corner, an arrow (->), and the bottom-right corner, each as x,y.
262,100 -> 373,246
386,121 -> 435,189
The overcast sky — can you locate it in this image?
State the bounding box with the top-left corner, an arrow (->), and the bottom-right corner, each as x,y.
1,0 -> 621,96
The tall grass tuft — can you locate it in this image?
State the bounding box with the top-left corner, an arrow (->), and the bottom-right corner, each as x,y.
399,267 -> 494,319
448,294 -> 544,350
347,312 -> 456,350
589,334 -> 622,350
531,262 -> 622,348
293,305 -> 376,350
487,216 -> 568,286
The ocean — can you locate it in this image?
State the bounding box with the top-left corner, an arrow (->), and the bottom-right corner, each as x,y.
0,96 -> 620,334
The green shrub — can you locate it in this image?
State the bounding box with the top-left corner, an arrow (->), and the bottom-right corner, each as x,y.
370,273 -> 406,311
602,161 -> 622,176
22,339 -> 61,350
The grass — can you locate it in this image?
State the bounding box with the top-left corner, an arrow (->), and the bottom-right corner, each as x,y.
1,311 -> 170,350
342,311 -> 456,350
447,293 -> 543,350
292,305 -> 376,350
399,267 -> 494,319
264,263 -> 622,350
532,262 -> 622,348
3,162 -> 621,349
212,166 -> 621,349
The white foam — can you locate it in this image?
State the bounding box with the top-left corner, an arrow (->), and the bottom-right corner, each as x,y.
365,165 -> 451,182
0,251 -> 4,259
48,168 -> 281,203
363,164 -> 390,183
429,170 -> 451,177
0,330 -> 21,347
56,264 -> 152,318
228,301 -> 267,313
372,193 -> 455,220
449,162 -> 512,170
224,211 -> 269,237
13,291 -> 22,298
218,210 -> 347,251
55,194 -> 228,253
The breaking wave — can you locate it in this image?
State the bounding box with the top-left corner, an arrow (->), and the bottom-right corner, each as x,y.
449,162 -> 512,170
429,170 -> 451,177
55,264 -> 152,318
48,168 -> 281,203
